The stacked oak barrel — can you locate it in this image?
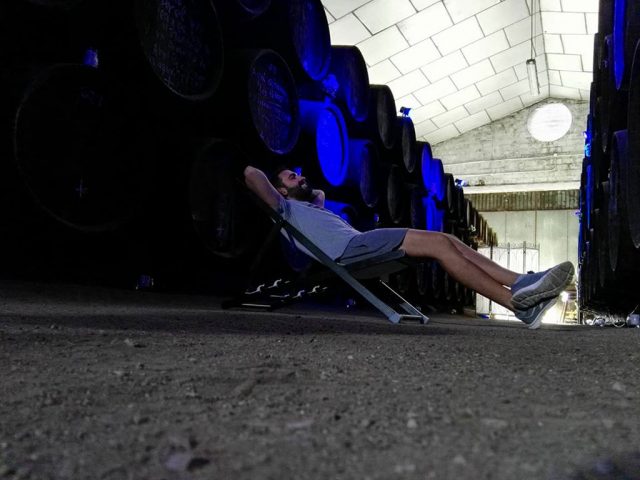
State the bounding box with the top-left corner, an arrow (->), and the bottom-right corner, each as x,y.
579,0 -> 640,313
0,0 -> 496,310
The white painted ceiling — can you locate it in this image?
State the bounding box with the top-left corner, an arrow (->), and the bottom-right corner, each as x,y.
323,0 -> 597,145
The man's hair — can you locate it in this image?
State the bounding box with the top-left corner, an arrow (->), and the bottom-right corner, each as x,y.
270,165 -> 290,189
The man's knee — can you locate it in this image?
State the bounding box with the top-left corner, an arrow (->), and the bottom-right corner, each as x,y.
443,232 -> 457,242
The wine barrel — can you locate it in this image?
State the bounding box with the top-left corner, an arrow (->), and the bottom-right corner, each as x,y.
442,224 -> 461,304
579,158 -> 589,262
596,183 -> 615,290
599,0 -> 615,36
427,197 -> 446,297
413,141 -> 430,184
429,260 -> 445,302
578,247 -> 586,308
354,85 -> 398,150
329,45 -> 370,123
395,116 -> 419,174
607,129 -> 631,273
584,157 -> 596,232
189,139 -> 256,259
415,260 -> 430,297
465,287 -> 475,309
446,179 -> 465,226
593,34 -> 605,98
469,205 -> 480,241
409,190 -> 428,296
410,188 -> 426,231
298,100 -> 348,186
423,156 -> 445,206
612,0 -> 640,90
587,228 -> 600,302
625,39 -> 640,248
133,0 -> 225,101
24,0 -> 86,7
212,0 -> 271,22
0,0 -> 96,65
357,140 -> 381,208
12,63 -> 156,233
410,191 -> 446,297
462,198 -> 473,231
211,49 -> 300,156
226,0 -> 331,81
443,173 -> 457,218
386,164 -> 408,225
599,34 -> 629,153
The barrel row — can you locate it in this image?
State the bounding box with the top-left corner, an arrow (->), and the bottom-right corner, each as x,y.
579,1 -> 640,313
0,0 -> 499,311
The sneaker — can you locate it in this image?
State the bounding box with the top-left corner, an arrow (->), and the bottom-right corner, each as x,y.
511,269 -> 548,292
515,297 -> 557,329
511,261 -> 574,309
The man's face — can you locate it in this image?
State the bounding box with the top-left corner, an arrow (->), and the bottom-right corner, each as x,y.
277,170 -> 314,201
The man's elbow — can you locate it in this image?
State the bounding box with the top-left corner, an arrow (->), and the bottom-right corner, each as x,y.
244,166 -> 257,178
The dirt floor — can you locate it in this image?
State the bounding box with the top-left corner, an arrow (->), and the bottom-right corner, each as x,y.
1,280 -> 640,480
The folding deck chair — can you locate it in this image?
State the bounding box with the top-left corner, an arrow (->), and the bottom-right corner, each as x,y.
222,190 -> 429,325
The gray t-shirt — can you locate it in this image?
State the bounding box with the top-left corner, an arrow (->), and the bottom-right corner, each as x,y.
278,197 -> 360,260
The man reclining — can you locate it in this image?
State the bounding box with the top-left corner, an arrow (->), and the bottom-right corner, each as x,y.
244,165 -> 574,329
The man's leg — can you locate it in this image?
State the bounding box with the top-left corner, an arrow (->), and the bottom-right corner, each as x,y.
442,233 -> 519,287
400,230 -> 515,310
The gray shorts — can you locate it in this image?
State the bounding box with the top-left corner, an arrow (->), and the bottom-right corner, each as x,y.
339,228 -> 408,262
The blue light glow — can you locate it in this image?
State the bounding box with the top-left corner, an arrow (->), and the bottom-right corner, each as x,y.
423,197 -> 445,232
324,200 -> 353,224
422,156 -> 445,202
316,106 -> 348,186
585,164 -> 593,229
613,0 -> 627,89
83,48 -> 99,68
420,145 -> 433,190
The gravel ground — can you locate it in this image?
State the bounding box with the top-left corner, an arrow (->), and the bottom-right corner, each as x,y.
1,281 -> 639,480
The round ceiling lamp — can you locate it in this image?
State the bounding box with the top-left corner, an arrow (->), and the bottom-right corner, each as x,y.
526,103 -> 573,142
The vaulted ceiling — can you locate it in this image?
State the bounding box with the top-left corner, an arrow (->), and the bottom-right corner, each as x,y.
322,0 -> 596,144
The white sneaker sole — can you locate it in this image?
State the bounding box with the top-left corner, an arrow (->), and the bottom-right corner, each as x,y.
526,298 -> 557,330
512,262 -> 574,310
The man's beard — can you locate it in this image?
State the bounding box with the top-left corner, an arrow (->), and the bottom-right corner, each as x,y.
286,182 -> 314,202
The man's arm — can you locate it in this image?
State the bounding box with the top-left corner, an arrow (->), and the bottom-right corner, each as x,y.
244,166 -> 282,210
311,189 -> 325,208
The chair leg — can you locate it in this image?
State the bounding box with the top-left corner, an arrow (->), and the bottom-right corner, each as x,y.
378,280 -> 430,324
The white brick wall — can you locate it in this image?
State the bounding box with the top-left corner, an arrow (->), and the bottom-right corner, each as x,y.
355,0 -> 415,34
323,0 -> 596,146
390,39 -> 440,73
465,91 -> 503,114
432,17 -> 485,55
368,60 -> 402,84
477,69 -> 519,95
329,14 -> 371,45
358,28 -> 408,66
462,31 -> 511,64
444,0 -> 500,23
451,60 -> 495,89
414,77 -> 457,104
440,85 -> 481,109
477,0 -> 530,35
422,51 -> 468,83
397,2 -> 452,44
432,99 -> 587,192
